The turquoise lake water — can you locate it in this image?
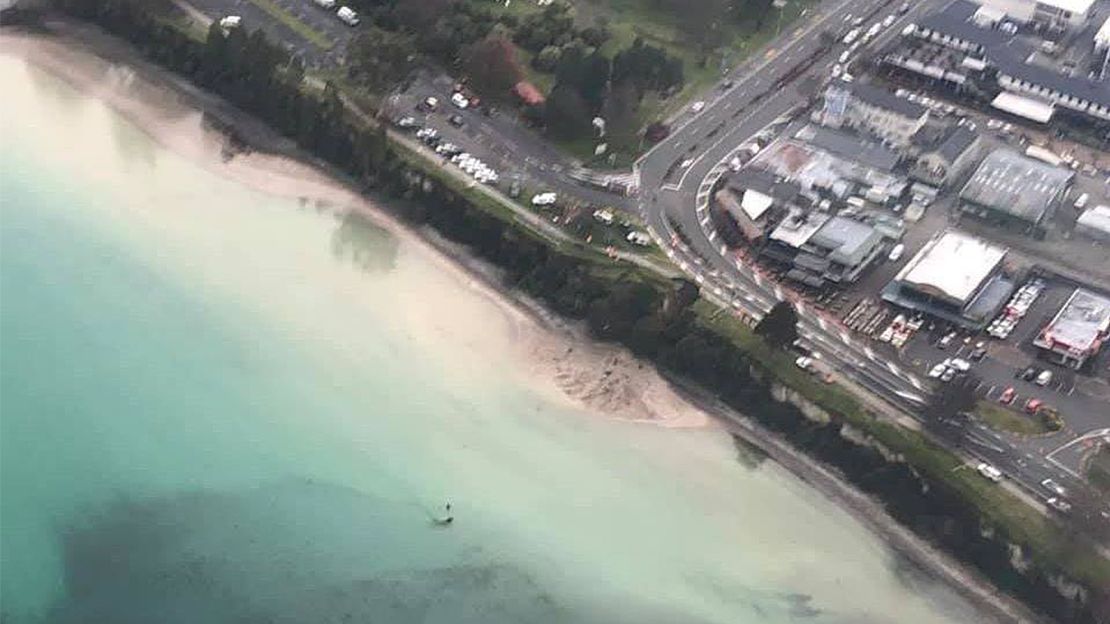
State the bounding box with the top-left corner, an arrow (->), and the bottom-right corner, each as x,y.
0,53 -> 990,623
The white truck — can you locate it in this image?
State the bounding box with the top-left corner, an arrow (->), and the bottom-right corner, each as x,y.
336,6 -> 360,26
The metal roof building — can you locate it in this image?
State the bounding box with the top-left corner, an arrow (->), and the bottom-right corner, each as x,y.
882,229 -> 1013,328
1033,288 -> 1110,369
958,149 -> 1072,232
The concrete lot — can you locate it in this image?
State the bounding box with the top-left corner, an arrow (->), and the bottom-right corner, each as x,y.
186,0 -> 354,68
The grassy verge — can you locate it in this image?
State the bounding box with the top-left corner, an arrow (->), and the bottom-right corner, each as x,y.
975,401 -> 1055,436
245,0 -> 333,49
1088,447 -> 1110,496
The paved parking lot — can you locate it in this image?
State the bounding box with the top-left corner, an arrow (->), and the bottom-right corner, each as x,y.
185,0 -> 354,67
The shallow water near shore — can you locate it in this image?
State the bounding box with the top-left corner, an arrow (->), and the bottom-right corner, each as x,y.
1,53 -> 990,623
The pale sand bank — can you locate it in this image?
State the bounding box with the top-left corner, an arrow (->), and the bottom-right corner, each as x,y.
0,24 -> 1043,622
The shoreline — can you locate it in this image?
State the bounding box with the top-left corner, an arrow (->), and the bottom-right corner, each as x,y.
0,21 -> 1042,623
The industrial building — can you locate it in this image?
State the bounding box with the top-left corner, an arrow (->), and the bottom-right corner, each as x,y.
761,212 -> 885,286
957,149 -> 1073,235
889,0 -> 1110,123
912,125 -> 982,186
826,83 -> 930,146
975,0 -> 1095,32
1033,288 -> 1110,369
881,229 -> 1014,329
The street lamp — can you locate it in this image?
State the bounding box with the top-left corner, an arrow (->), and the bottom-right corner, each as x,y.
773,0 -> 788,37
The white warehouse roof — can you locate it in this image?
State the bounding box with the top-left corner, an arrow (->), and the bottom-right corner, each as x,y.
1077,204 -> 1110,235
895,230 -> 1008,305
991,91 -> 1054,123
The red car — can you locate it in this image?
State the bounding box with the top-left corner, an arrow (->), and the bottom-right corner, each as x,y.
998,386 -> 1016,404
1024,398 -> 1043,413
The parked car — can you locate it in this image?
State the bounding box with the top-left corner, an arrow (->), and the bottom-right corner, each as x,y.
447,114 -> 465,127
1046,497 -> 1072,513
940,368 -> 956,382
1024,398 -> 1043,413
795,356 -> 814,371
336,6 -> 360,26
937,331 -> 957,349
1074,193 -> 1089,209
420,96 -> 439,111
1041,478 -> 1067,497
928,363 -> 947,378
1019,365 -> 1038,381
313,0 -> 337,8
888,243 -> 905,261
1035,370 -> 1053,386
976,463 -> 1003,482
969,346 -> 987,361
531,192 -> 558,207
395,116 -> 418,129
998,386 -> 1016,404
690,101 -> 706,114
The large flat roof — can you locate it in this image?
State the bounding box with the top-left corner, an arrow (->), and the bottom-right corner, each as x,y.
1077,204 -> 1110,235
770,211 -> 830,248
1036,288 -> 1110,355
894,229 -> 1007,305
913,1 -> 1110,109
1033,0 -> 1096,16
959,149 -> 1072,224
795,125 -> 900,172
810,216 -> 881,265
848,82 -> 928,119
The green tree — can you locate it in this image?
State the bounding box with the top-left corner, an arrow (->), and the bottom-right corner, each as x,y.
544,83 -> 590,139
464,35 -> 524,97
754,301 -> 798,349
924,374 -> 978,422
347,27 -> 418,92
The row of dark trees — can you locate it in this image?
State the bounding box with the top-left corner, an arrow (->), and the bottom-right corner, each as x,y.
46,2 -> 1109,620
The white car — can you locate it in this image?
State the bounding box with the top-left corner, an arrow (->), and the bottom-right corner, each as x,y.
336,6 -> 360,26
1035,370 -> 1053,386
313,0 -> 337,8
1041,478 -> 1067,497
219,15 -> 242,30
690,101 -> 706,114
928,363 -> 947,378
592,208 -> 615,225
531,192 -> 558,207
795,356 -> 814,371
976,463 -> 1003,482
882,14 -> 896,27
949,358 -> 971,372
626,231 -> 651,246
1074,193 -> 1089,209
888,243 -> 905,261
451,92 -> 469,109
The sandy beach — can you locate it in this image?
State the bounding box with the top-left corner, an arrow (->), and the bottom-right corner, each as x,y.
0,22 -> 1045,623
